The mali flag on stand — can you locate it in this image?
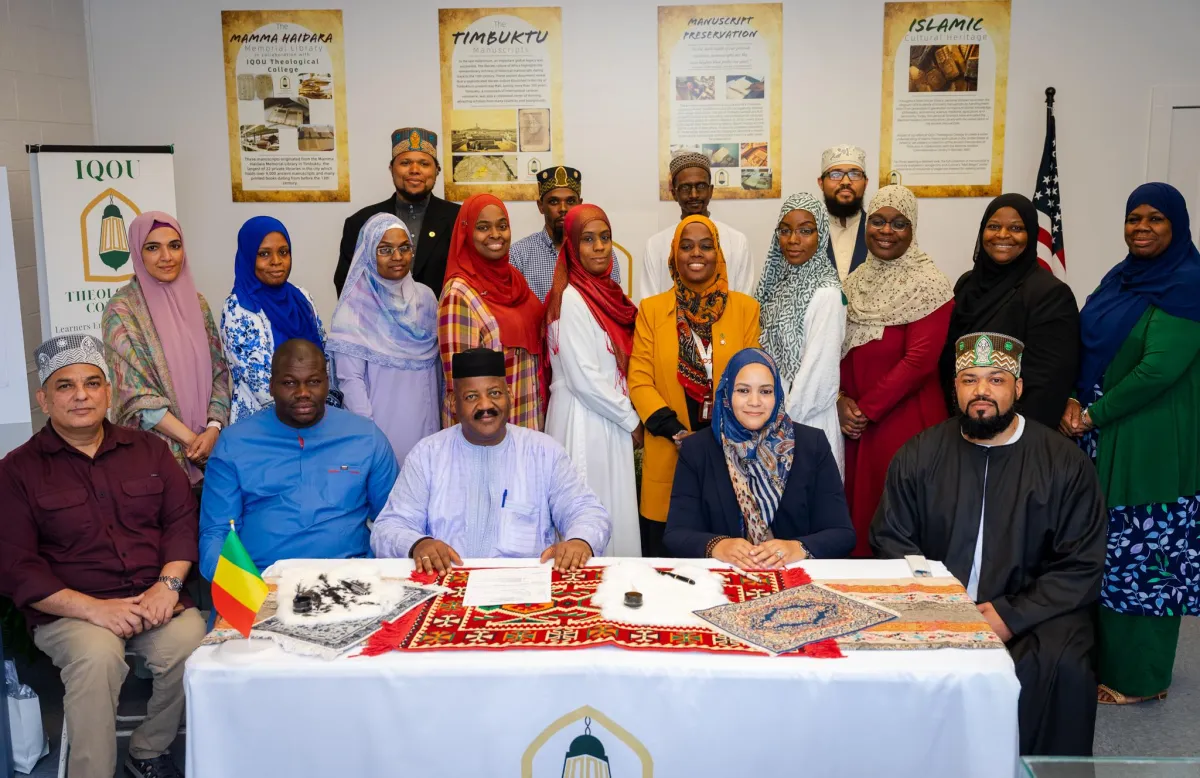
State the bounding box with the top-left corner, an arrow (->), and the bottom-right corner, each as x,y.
211,522 -> 269,638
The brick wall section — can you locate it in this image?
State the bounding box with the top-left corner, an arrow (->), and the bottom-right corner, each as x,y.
0,0 -> 95,429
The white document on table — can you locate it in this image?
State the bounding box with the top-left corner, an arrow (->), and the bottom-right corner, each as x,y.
463,566 -> 552,607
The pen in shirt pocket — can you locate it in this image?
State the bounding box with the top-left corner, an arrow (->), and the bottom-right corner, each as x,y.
502,489 -> 507,508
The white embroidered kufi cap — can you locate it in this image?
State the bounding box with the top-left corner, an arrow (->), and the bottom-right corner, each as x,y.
821,144 -> 867,174
35,334 -> 109,385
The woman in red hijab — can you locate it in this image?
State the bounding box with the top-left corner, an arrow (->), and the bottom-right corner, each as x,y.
544,204 -> 641,555
438,193 -> 545,428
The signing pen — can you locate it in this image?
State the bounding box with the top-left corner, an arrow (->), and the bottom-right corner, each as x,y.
501,489 -> 507,508
657,569 -> 696,585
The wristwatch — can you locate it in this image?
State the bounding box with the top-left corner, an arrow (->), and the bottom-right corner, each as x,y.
157,576 -> 184,592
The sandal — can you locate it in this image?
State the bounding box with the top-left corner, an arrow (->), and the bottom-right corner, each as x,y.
1097,683 -> 1169,705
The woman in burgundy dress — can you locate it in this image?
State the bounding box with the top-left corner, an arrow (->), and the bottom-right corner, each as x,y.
838,185 -> 954,556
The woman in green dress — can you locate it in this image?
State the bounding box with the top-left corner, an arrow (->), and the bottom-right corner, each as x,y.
1061,182 -> 1200,704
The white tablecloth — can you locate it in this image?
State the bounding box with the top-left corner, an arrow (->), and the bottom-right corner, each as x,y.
185,558 -> 1020,778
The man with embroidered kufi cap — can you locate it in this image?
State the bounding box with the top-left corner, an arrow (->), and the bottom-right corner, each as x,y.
818,144 -> 871,280
0,334 -> 205,778
335,126 -> 461,297
871,331 -> 1106,756
635,150 -> 755,302
508,165 -> 621,301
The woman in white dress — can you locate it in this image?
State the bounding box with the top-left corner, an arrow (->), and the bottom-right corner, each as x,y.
544,204 -> 643,556
754,192 -> 848,477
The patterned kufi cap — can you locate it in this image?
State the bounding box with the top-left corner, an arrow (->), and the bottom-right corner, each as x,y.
391,127 -> 438,160
955,332 -> 1024,378
35,334 -> 109,385
537,166 -> 581,199
669,151 -> 711,180
821,144 -> 867,174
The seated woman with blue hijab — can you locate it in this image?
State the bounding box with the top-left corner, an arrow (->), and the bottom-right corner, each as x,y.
664,348 -> 854,565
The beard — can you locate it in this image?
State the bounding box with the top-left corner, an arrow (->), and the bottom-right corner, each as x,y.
397,183 -> 432,203
958,397 -> 1017,440
825,191 -> 863,220
551,222 -> 564,244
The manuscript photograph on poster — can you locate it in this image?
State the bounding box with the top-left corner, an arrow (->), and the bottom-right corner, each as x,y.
221,10 -> 351,202
658,4 -> 783,200
879,1 -> 1010,197
439,7 -> 564,202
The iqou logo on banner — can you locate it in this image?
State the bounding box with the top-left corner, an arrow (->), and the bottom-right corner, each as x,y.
80,188 -> 138,283
29,145 -> 176,338
523,706 -> 653,777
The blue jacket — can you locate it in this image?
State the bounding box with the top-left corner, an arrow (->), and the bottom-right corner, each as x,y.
664,423 -> 855,559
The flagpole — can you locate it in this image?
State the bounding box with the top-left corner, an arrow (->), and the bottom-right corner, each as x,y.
1045,86 -> 1055,112
228,519 -> 252,644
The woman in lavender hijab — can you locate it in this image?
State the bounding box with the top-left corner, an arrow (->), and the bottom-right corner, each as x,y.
328,213 -> 440,465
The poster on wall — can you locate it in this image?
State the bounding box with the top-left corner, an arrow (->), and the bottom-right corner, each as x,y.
657,4 -> 783,200
439,7 -> 564,202
221,9 -> 350,202
879,1 -> 1010,197
28,146 -> 177,339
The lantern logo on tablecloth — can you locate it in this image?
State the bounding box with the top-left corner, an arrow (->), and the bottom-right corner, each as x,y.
522,705 -> 652,777
79,187 -> 139,282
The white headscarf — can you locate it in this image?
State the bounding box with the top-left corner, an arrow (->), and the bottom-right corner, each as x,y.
327,214 -> 438,369
842,185 -> 953,356
754,192 -> 843,382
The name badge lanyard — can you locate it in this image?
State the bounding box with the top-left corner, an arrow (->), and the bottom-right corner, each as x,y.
693,331 -> 714,421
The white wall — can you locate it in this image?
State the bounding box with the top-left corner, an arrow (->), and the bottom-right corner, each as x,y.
0,0 -> 96,430
87,0 -> 1200,327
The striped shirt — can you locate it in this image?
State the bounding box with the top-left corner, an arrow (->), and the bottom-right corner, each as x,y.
508,228 -> 622,302
437,278 -> 542,430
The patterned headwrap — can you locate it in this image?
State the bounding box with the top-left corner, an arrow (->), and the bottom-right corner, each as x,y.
954,332 -> 1024,378
754,193 -> 843,383
537,166 -> 582,199
712,348 -> 796,545
327,213 -> 439,370
669,215 -> 729,403
391,127 -> 438,160
842,185 -> 953,356
669,151 -> 711,182
36,334 -> 109,385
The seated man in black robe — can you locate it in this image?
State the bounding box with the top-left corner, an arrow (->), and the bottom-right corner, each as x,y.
871,332 -> 1106,757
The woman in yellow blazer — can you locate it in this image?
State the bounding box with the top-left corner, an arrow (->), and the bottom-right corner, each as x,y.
630,215 -> 761,556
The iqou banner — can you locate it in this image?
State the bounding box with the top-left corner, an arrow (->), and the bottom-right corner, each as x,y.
28,145 -> 177,338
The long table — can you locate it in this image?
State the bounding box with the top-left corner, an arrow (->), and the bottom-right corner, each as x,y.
184,558 -> 1020,778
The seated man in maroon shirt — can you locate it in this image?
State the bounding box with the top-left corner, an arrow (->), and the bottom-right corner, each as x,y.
0,335 -> 203,778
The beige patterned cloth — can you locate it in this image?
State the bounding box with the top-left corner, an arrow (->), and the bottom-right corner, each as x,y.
842,185 -> 953,357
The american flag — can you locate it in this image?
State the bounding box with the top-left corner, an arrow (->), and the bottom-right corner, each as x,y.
1033,96 -> 1066,278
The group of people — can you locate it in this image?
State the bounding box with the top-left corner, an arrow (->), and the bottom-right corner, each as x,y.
0,124 -> 1196,778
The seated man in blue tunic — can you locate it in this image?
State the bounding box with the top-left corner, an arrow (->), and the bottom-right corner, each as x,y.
200,339 -> 399,578
372,348 -> 611,571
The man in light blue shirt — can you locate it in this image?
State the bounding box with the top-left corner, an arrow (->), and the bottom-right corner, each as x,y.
200,340 -> 399,578
372,348 -> 611,572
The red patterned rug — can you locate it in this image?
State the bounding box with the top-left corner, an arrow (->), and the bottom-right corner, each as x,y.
360,565 -> 843,658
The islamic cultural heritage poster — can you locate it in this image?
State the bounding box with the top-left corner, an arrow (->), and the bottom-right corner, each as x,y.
657,4 -> 783,200
222,10 -> 350,202
879,1 -> 1010,197
439,7 -> 564,202
28,147 -> 177,338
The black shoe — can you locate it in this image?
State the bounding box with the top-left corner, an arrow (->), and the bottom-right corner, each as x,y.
125,754 -> 183,778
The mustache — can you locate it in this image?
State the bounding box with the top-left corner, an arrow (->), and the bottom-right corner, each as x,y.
473,408 -> 500,420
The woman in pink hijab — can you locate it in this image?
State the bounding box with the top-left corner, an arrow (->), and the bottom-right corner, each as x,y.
101,211 -> 231,484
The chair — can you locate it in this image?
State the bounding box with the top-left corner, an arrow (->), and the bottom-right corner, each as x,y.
55,652 -> 186,778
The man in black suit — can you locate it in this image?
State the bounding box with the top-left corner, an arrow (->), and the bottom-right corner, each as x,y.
334,127 -> 460,298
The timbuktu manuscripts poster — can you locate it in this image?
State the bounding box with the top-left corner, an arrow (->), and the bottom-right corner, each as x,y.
222,10 -> 350,202
879,1 -> 1010,197
658,4 -> 783,200
439,7 -> 564,202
